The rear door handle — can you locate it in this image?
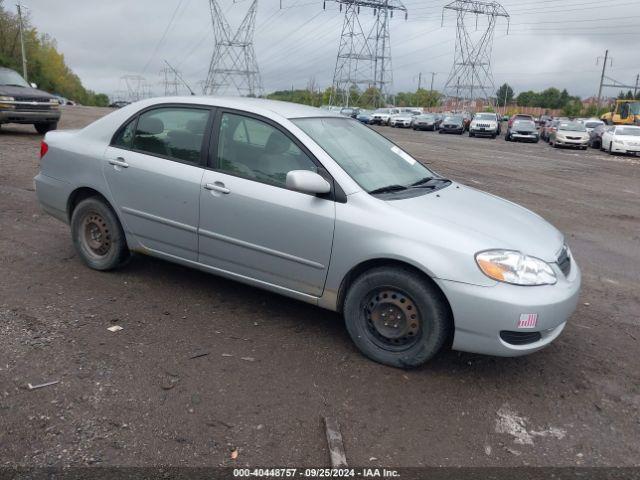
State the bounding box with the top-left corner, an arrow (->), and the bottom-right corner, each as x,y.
204,183 -> 230,194
109,157 -> 129,168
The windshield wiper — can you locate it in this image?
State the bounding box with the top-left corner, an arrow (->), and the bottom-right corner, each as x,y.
369,184 -> 408,195
410,177 -> 435,187
2,83 -> 26,87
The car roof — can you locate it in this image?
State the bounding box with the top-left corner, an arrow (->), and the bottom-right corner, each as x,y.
129,96 -> 342,120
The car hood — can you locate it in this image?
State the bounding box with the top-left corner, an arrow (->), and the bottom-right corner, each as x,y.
558,130 -> 588,137
386,183 -> 564,262
0,84 -> 55,99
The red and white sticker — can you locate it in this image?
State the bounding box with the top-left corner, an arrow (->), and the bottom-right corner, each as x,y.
518,313 -> 538,329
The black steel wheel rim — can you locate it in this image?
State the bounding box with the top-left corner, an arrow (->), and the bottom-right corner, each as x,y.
81,211 -> 112,258
363,288 -> 422,351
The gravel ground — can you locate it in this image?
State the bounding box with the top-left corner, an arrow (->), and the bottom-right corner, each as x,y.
0,106 -> 639,468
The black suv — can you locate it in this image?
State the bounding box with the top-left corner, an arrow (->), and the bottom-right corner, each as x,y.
0,67 -> 61,134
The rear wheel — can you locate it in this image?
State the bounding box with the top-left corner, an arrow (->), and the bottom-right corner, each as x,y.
34,122 -> 57,135
343,267 -> 452,368
71,197 -> 129,271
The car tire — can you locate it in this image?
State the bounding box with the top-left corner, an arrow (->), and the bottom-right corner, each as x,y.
469,131 -> 474,137
609,143 -> 614,155
439,130 -> 443,134
34,122 -> 58,135
70,197 -> 129,271
343,266 -> 452,369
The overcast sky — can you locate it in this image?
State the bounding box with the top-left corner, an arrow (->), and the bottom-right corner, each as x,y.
16,0 -> 640,99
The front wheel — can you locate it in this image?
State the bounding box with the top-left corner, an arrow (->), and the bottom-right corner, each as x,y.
35,122 -> 58,135
343,267 -> 452,369
71,197 -> 129,271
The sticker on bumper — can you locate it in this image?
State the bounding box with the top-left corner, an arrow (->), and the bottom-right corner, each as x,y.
518,313 -> 538,329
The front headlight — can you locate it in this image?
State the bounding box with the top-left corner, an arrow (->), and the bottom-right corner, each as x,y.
0,95 -> 15,108
475,250 -> 557,286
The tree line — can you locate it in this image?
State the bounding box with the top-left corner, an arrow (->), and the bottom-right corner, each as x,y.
0,1 -> 108,106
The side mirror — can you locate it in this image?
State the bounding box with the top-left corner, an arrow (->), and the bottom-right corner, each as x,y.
30,82 -> 38,89
286,170 -> 331,195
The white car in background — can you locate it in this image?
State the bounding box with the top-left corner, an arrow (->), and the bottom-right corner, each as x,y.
389,111 -> 417,128
600,125 -> 640,155
371,108 -> 399,125
469,112 -> 500,138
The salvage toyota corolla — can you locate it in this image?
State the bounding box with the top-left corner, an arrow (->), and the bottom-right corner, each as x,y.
35,97 -> 581,368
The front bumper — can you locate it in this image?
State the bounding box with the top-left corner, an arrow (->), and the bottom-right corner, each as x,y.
555,137 -> 588,148
371,117 -> 388,125
393,120 -> 412,127
470,127 -> 498,136
611,143 -> 640,154
512,133 -> 538,142
0,109 -> 61,124
436,258 -> 581,357
414,123 -> 435,130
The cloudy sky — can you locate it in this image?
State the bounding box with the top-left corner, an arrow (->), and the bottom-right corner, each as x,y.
16,0 -> 640,99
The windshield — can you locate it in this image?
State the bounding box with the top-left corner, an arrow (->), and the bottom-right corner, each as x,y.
444,116 -> 462,123
585,122 -> 603,129
616,126 -> 640,136
293,117 -> 436,193
514,121 -> 536,130
418,114 -> 435,120
475,113 -> 495,120
375,108 -> 390,113
558,122 -> 586,132
0,69 -> 29,87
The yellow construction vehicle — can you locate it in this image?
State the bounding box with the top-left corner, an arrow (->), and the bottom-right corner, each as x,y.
601,99 -> 640,125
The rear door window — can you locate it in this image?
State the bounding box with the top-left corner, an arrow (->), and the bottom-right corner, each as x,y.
132,107 -> 210,163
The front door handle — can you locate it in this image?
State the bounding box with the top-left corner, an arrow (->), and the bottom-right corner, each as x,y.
109,157 -> 129,168
204,183 -> 230,194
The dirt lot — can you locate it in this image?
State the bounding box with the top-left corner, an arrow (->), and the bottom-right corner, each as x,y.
1,106 -> 639,468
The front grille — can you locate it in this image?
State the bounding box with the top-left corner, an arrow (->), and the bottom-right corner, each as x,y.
557,246 -> 571,277
500,330 -> 542,345
14,96 -> 50,102
516,131 -> 534,135
476,123 -> 491,128
15,103 -> 51,111
566,136 -> 581,140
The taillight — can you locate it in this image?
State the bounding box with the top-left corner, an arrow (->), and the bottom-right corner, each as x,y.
40,141 -> 48,159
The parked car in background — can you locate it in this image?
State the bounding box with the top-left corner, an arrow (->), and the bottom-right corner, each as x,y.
506,119 -> 539,143
340,107 -> 359,118
580,118 -> 605,133
411,113 -> 439,131
356,109 -> 373,124
588,124 -> 606,149
34,97 -> 581,368
508,114 -> 535,128
439,115 -> 465,134
371,107 -> 399,125
540,119 -> 558,142
469,112 -> 499,138
549,121 -> 589,149
0,66 -> 61,134
109,100 -> 131,109
390,111 -> 416,128
600,125 -> 640,155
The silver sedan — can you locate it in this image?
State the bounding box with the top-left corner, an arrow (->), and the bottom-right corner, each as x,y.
34,97 -> 581,368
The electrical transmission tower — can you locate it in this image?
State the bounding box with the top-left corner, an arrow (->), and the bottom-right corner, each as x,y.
120,75 -> 151,102
203,0 -> 263,97
442,0 -> 509,110
328,0 -> 407,107
160,66 -> 181,96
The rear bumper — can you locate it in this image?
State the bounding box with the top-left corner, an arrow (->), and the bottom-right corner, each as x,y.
34,172 -> 72,223
0,109 -> 61,124
436,258 -> 581,357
